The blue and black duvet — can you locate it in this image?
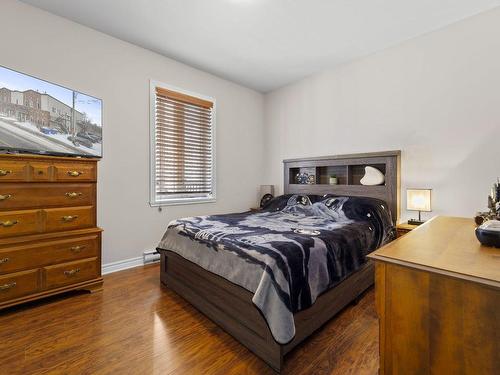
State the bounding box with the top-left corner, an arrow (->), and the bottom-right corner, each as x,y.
157,194 -> 395,344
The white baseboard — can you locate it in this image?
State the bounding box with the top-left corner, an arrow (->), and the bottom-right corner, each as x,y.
102,256 -> 144,275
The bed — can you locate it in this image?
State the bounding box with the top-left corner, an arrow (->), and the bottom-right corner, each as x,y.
157,151 -> 400,372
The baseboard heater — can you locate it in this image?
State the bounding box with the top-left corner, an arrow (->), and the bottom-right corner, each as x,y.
143,249 -> 160,264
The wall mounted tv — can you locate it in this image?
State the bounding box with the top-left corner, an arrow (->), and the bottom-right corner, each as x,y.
0,65 -> 102,158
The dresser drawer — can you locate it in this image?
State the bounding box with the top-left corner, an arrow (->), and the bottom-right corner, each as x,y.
0,269 -> 39,302
30,163 -> 51,181
44,257 -> 98,289
0,183 -> 95,210
0,160 -> 29,182
0,209 -> 42,237
0,234 -> 99,275
52,162 -> 96,182
44,206 -> 94,232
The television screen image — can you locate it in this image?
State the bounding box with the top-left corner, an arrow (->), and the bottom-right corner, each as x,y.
0,66 -> 102,157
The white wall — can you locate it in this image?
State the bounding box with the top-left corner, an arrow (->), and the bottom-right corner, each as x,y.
264,7 -> 500,221
0,0 -> 264,265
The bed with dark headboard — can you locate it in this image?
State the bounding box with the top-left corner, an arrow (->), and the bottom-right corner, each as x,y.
158,151 -> 400,372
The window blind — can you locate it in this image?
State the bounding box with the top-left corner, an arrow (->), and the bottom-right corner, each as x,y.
153,86 -> 214,203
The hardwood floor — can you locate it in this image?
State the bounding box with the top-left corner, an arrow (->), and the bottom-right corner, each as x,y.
0,264 -> 379,375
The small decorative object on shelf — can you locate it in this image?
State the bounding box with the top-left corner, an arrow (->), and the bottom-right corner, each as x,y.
259,185 -> 275,208
295,172 -> 307,184
295,172 -> 315,185
329,175 -> 338,185
360,166 -> 385,186
406,188 -> 432,225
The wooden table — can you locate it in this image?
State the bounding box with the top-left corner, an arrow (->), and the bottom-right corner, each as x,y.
368,216 -> 500,375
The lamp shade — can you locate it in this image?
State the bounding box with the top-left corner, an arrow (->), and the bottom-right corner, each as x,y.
407,189 -> 432,212
259,185 -> 275,197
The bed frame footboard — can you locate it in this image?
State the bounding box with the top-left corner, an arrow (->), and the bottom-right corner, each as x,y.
160,250 -> 374,372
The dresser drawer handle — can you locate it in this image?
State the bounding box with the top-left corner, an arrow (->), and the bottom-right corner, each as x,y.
0,194 -> 11,201
0,220 -> 18,227
0,282 -> 16,291
62,215 -> 78,222
65,192 -> 83,198
67,171 -> 83,177
0,257 -> 10,264
70,245 -> 86,253
0,170 -> 12,177
64,268 -> 80,277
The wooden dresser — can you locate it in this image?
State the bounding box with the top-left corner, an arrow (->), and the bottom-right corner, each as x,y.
368,216 -> 499,375
0,154 -> 102,310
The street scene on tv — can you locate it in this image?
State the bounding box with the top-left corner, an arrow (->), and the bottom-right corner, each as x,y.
0,66 -> 102,157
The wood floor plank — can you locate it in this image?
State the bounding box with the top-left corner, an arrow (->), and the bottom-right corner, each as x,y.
0,264 -> 379,374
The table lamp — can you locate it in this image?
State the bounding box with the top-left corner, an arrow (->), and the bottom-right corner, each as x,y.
407,188 -> 432,225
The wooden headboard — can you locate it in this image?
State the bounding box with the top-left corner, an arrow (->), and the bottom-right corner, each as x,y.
283,150 -> 401,224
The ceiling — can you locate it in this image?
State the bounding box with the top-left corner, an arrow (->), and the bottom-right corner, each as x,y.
21,0 -> 500,92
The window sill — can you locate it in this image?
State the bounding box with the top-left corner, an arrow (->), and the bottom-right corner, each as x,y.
150,197 -> 216,207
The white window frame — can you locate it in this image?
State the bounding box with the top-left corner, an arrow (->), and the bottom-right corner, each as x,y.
149,80 -> 217,207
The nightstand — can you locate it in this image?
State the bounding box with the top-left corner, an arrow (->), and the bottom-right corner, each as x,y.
396,223 -> 418,237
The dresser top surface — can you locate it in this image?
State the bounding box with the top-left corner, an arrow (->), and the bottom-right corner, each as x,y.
0,153 -> 100,162
368,216 -> 500,285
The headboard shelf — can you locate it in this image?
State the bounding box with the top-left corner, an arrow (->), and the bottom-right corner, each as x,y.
284,151 -> 401,224
287,183 -> 387,195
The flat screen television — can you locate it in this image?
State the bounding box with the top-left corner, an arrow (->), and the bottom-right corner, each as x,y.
0,65 -> 102,158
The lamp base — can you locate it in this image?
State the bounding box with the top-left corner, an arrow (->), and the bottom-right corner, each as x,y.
408,219 -> 425,226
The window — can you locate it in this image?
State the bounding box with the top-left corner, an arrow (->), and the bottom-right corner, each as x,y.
150,81 -> 216,206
